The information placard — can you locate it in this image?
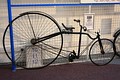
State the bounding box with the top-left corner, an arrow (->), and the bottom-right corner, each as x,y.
84,13 -> 94,30
26,46 -> 43,68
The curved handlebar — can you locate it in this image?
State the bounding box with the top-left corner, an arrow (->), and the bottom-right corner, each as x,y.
74,19 -> 80,23
74,19 -> 87,31
74,19 -> 100,38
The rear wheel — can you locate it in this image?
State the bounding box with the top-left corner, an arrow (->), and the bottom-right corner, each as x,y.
89,39 -> 115,66
3,11 -> 63,69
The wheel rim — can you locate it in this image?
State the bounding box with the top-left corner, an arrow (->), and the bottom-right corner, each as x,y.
3,11 -> 63,69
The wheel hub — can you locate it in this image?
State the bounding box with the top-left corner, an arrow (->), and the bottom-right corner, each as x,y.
31,38 -> 36,45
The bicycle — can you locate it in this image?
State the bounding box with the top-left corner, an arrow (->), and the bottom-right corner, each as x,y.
3,11 -> 116,69
113,28 -> 120,57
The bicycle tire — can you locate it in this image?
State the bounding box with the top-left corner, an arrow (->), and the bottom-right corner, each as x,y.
89,39 -> 115,66
114,32 -> 120,57
3,11 -> 63,69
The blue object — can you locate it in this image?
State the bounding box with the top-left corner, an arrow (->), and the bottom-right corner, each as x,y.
11,3 -> 120,7
7,0 -> 16,72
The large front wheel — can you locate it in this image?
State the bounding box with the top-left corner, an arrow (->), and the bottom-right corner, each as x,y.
3,11 -> 63,69
89,39 -> 115,66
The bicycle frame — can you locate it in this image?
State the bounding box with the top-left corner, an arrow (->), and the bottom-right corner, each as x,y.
31,20 -> 104,59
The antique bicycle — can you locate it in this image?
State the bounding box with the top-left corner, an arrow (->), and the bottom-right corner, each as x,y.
3,11 -> 116,69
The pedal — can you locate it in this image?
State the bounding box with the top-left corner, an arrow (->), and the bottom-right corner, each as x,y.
68,50 -> 77,62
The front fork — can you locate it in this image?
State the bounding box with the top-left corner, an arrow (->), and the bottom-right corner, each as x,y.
97,32 -> 105,54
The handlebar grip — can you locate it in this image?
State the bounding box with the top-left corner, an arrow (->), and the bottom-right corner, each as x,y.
74,19 -> 80,23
